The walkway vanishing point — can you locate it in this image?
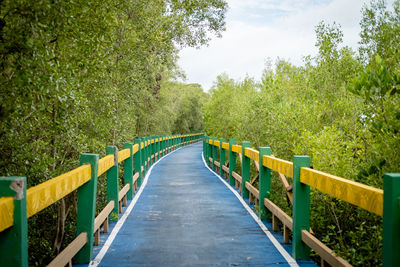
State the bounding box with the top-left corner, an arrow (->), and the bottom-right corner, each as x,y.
1,133 -> 399,267
83,142 -> 314,267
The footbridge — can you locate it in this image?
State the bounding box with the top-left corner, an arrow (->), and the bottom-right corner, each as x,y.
0,134 -> 399,266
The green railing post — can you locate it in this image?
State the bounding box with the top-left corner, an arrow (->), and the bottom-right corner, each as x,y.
106,146 -> 119,218
157,136 -> 161,159
141,138 -> 146,177
0,176 -> 28,267
212,137 -> 218,171
123,142 -> 134,200
220,138 -> 226,177
134,138 -> 142,187
75,153 -> 99,263
207,136 -> 212,167
292,155 -> 311,260
383,173 -> 400,267
162,138 -> 166,156
228,138 -> 236,186
202,135 -> 206,158
145,137 -> 149,171
152,136 -> 155,164
145,137 -> 149,168
258,147 -> 271,220
241,141 -> 251,198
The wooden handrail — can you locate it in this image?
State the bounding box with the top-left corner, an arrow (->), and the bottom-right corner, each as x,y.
232,171 -> 242,183
47,232 -> 88,267
118,184 -> 130,202
301,230 -> 351,267
94,201 -> 115,232
245,181 -> 259,200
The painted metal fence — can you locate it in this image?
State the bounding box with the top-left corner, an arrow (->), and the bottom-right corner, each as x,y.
203,135 -> 399,267
0,133 -> 203,266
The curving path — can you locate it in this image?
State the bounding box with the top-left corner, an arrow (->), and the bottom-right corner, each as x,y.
87,142 -> 316,267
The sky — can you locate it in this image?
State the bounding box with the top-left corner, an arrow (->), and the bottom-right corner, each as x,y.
177,0 -> 389,91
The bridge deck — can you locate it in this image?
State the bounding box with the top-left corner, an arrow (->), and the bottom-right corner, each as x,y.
86,142 -> 315,266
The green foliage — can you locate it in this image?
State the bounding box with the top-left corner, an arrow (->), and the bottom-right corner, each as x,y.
204,1 -> 399,265
0,0 -> 226,264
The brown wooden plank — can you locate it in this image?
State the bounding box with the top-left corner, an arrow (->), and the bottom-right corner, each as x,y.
118,184 -> 130,201
133,172 -> 140,183
47,232 -> 88,267
232,171 -> 242,183
264,198 -> 293,230
284,226 -> 290,244
222,165 -> 229,173
254,160 -> 260,172
94,201 -> 115,232
278,173 -> 293,204
245,181 -> 259,200
94,229 -> 100,246
301,230 -> 351,267
104,217 -> 109,233
214,161 -> 221,167
250,174 -> 259,185
272,215 -> 278,231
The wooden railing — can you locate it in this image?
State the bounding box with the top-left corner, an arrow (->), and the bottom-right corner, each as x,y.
203,135 -> 399,267
0,133 -> 203,266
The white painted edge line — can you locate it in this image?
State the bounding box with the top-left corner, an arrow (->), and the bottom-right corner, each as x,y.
201,152 -> 299,267
89,146 -> 185,266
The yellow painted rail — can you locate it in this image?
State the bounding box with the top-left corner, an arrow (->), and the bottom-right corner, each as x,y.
98,155 -> 114,177
231,144 -> 242,154
221,142 -> 229,150
118,149 -> 131,163
132,143 -> 139,155
0,197 -> 13,232
301,168 -> 383,216
244,147 -> 259,162
27,164 -> 91,218
213,140 -> 220,147
262,155 -> 293,178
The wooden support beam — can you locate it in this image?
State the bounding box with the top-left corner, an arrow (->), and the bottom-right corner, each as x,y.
48,232 -> 88,267
272,215 -> 278,231
245,181 -> 259,200
301,230 -> 351,267
232,171 -> 242,183
284,226 -> 290,244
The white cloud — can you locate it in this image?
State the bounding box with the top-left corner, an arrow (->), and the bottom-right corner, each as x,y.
177,0 -> 380,91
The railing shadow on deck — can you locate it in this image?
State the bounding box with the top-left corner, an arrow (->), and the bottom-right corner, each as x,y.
204,135 -> 399,267
0,133 -> 203,266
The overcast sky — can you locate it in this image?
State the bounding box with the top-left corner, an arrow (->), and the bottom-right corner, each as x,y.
177,0 -> 391,91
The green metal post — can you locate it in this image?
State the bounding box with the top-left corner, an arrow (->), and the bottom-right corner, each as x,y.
383,173 -> 400,267
207,137 -> 213,168
162,136 -> 166,156
241,141 -> 251,199
141,138 -> 146,177
292,155 -> 311,260
145,137 -> 149,171
75,153 -> 99,263
106,146 -> 119,218
220,138 -> 226,177
146,137 -> 150,170
0,176 -> 28,267
212,137 -> 218,171
123,142 -> 134,200
258,147 -> 271,220
229,138 -> 236,186
158,136 -> 161,159
134,139 -> 142,187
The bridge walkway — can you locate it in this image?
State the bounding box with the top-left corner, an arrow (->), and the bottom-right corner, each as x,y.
87,142 -> 315,267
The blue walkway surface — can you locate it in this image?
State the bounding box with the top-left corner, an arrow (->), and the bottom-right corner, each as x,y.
89,143 -> 316,267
